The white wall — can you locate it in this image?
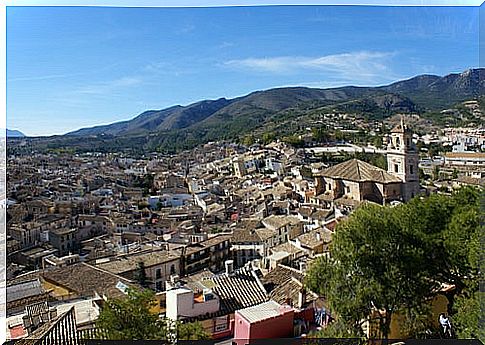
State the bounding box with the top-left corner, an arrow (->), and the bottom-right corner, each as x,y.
166,288 -> 220,320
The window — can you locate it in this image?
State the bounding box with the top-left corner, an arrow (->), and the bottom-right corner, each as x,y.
156,281 -> 163,291
394,164 -> 399,173
156,269 -> 162,279
410,165 -> 414,175
170,264 -> 176,275
215,324 -> 227,332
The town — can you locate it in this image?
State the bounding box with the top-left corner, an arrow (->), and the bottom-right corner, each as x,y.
5,110 -> 484,343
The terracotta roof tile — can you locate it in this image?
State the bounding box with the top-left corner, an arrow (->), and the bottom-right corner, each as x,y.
316,159 -> 402,184
42,262 -> 138,299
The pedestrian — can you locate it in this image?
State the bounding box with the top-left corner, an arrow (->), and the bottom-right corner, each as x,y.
439,313 -> 452,338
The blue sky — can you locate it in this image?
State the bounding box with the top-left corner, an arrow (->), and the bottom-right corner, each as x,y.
7,5 -> 480,136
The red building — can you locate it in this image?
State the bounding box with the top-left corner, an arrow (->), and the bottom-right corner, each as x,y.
233,301 -> 295,345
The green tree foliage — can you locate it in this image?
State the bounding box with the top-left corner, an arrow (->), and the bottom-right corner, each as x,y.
452,290 -> 484,341
300,167 -> 313,178
305,187 -> 481,341
242,134 -> 256,146
419,168 -> 427,181
156,201 -> 163,211
94,289 -> 211,341
137,202 -> 150,210
135,174 -> 155,196
282,135 -> 305,148
312,127 -> 329,143
451,168 -> 459,180
311,318 -> 364,340
261,132 -> 276,145
95,289 -> 168,340
334,130 -> 346,142
399,305 -> 439,339
372,135 -> 383,149
433,165 -> 441,181
176,320 -> 211,340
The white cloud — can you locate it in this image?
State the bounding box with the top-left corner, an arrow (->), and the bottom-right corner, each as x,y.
142,62 -> 193,77
7,72 -> 84,83
76,76 -> 142,95
223,51 -> 399,84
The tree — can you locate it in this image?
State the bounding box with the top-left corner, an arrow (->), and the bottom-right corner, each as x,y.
262,132 -> 276,145
334,130 -> 346,142
242,135 -> 255,146
94,288 -> 211,341
452,290 -> 485,342
306,187 -> 482,341
419,168 -> 427,181
372,135 -> 383,149
312,127 -> 329,143
312,318 -> 364,340
177,320 -> 211,340
399,304 -> 439,339
282,135 -> 304,148
433,165 -> 441,181
306,203 -> 439,341
95,288 -> 168,340
451,168 -> 459,180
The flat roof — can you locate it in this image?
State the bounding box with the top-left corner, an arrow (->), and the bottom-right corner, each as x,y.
237,300 -> 290,323
445,152 -> 485,159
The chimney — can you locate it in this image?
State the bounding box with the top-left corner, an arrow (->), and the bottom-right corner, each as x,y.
298,288 -> 306,309
225,260 -> 234,275
316,232 -> 321,241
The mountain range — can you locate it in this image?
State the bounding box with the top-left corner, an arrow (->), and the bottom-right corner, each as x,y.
67,68 -> 483,138
13,68 -> 484,153
6,129 -> 26,138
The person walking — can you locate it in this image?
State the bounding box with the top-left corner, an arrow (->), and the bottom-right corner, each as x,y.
439,313 -> 452,338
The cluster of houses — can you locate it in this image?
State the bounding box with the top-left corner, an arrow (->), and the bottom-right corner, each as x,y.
5,120 -> 481,343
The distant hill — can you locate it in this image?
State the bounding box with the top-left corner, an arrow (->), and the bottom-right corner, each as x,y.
67,68 -> 484,139
23,68 -> 482,153
381,69 -> 484,109
6,129 -> 25,137
68,98 -> 234,137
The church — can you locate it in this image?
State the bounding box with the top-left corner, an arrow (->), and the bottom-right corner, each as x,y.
313,119 -> 420,208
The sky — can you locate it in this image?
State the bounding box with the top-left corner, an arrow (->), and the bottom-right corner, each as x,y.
6,5 -> 481,136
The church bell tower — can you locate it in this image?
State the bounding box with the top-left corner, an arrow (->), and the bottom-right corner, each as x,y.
386,117 -> 420,201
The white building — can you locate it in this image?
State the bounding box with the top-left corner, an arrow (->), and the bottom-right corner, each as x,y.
166,287 -> 220,321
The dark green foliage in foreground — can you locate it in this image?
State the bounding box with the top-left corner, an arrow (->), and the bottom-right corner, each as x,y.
306,187 -> 482,341
94,288 -> 210,341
